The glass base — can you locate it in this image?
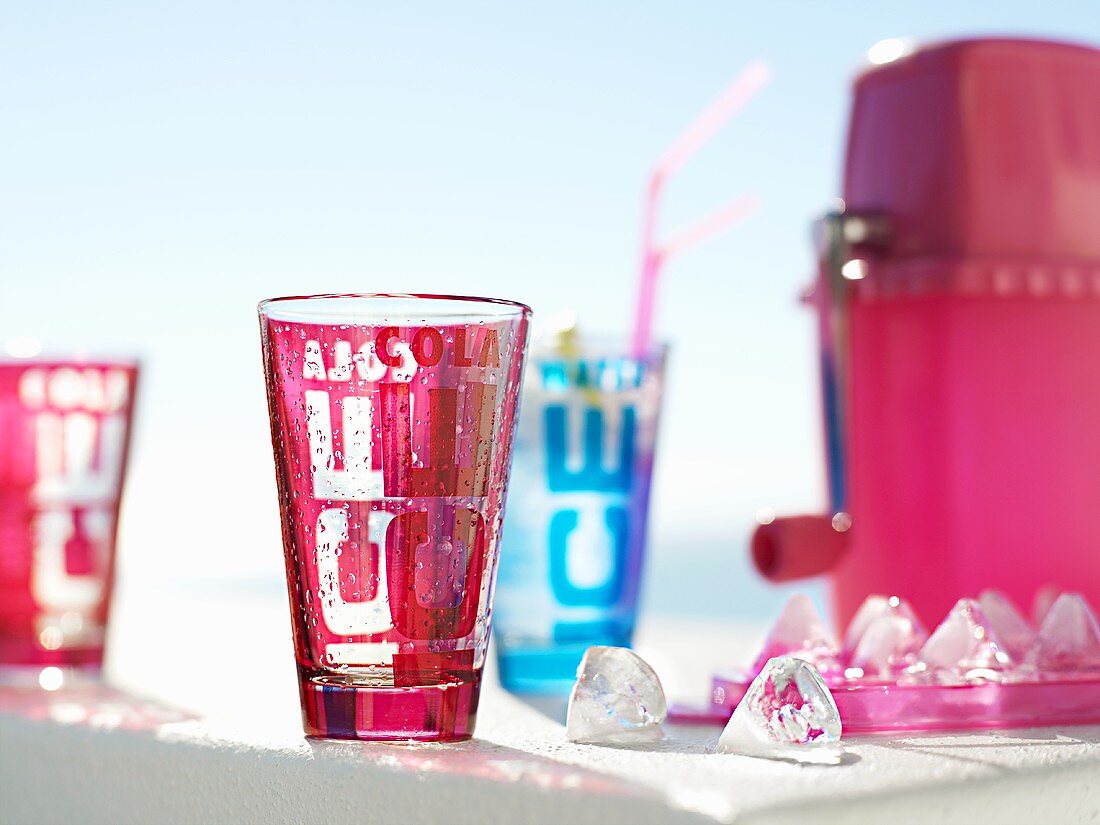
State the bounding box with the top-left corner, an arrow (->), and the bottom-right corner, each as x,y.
298,674 -> 481,741
0,641 -> 104,669
496,643 -> 593,695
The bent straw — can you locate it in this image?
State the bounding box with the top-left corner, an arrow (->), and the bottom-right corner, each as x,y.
631,62 -> 770,357
658,194 -> 760,261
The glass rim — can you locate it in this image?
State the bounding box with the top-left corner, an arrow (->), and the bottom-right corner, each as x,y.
528,333 -> 669,361
258,292 -> 532,321
0,352 -> 141,369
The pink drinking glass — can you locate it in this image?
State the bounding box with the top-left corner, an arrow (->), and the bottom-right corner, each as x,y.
259,294 -> 531,741
0,356 -> 139,683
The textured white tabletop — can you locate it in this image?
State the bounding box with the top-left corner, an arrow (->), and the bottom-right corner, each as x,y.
2,587 -> 1099,825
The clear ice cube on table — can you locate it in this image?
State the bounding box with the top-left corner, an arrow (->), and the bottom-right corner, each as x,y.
1024,593 -> 1100,674
978,589 -> 1036,661
565,646 -> 667,745
717,656 -> 843,764
909,598 -> 1013,683
752,594 -> 842,677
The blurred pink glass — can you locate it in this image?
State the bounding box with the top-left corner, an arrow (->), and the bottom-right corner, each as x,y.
259,294 -> 530,741
0,356 -> 139,680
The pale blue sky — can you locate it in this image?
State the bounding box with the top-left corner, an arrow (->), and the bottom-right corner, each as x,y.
2,2 -> 1096,621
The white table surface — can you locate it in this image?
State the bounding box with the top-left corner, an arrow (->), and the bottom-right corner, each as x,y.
2,585 -> 1099,825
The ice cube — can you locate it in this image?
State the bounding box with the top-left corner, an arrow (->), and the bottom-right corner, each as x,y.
842,595 -> 891,653
1024,593 -> 1100,673
565,646 -> 667,745
978,589 -> 1036,661
1032,584 -> 1062,626
842,594 -> 924,652
848,612 -> 927,679
752,594 -> 841,676
717,656 -> 843,764
910,598 -> 1012,683
841,594 -> 926,679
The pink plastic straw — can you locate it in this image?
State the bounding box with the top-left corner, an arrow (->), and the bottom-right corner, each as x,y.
631,62 -> 770,356
658,194 -> 760,260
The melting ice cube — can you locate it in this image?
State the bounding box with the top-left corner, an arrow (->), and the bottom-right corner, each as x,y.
910,598 -> 1013,683
1024,593 -> 1100,674
717,656 -> 843,764
752,594 -> 841,676
565,646 -> 667,745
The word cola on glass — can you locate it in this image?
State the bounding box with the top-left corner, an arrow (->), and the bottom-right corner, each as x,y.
260,294 -> 530,741
0,355 -> 139,688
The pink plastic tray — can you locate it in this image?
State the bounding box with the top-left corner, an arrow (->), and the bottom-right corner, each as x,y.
691,673 -> 1100,734
670,591 -> 1100,733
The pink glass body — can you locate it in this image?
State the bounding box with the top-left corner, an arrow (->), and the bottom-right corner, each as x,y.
0,359 -> 139,671
753,39 -> 1100,626
259,294 -> 530,741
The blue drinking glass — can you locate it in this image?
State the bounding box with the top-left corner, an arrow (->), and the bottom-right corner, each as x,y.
493,338 -> 667,693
